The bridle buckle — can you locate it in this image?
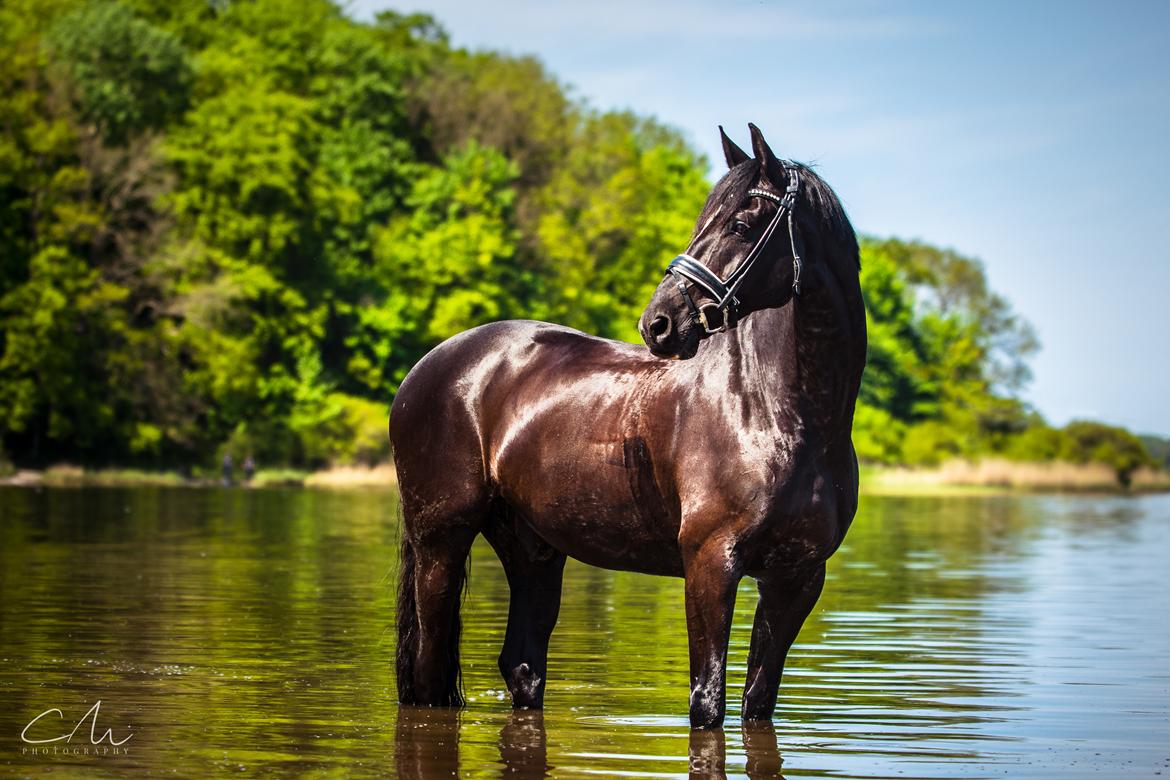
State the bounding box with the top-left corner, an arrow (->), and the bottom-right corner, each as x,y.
697,303 -> 731,334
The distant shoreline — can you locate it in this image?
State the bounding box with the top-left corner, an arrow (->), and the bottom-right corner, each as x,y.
0,464 -> 397,490
3,459 -> 1168,496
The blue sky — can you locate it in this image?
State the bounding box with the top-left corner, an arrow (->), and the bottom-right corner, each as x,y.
355,0 -> 1170,436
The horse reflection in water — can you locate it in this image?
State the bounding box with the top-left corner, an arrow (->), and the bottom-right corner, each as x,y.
394,707 -> 551,779
391,124 -> 866,728
393,706 -> 786,779
689,723 -> 785,779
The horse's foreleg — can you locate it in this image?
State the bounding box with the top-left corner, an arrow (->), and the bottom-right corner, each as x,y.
741,563 -> 825,721
682,543 -> 741,729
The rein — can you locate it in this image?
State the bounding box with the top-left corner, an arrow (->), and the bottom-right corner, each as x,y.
664,162 -> 805,334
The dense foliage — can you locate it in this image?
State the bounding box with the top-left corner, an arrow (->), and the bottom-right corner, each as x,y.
854,238 -> 1160,481
0,0 -> 1158,482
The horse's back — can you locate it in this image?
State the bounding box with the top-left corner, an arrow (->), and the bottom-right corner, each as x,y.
392,319 -> 649,431
392,319 -> 602,426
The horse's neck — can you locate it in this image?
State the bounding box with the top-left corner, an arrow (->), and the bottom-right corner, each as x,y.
723,260 -> 865,448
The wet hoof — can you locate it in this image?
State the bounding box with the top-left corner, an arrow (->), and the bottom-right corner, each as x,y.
741,710 -> 775,723
689,687 -> 725,729
506,662 -> 545,709
741,693 -> 777,722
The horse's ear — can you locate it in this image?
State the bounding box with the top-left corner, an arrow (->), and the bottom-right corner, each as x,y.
719,125 -> 749,168
748,123 -> 781,181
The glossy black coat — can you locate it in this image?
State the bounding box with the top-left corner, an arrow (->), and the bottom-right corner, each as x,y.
391,124 -> 867,728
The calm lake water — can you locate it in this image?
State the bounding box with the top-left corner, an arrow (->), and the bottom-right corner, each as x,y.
0,487 -> 1168,778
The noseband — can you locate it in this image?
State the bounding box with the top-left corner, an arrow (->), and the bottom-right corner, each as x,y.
664,162 -> 805,334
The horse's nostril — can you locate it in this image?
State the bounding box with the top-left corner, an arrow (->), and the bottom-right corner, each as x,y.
649,315 -> 672,341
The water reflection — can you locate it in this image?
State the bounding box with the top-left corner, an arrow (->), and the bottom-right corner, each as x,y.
687,724 -> 783,780
0,488 -> 1167,778
498,710 -> 551,779
395,707 -> 461,779
391,706 -> 785,780
741,723 -> 783,778
688,728 -> 726,778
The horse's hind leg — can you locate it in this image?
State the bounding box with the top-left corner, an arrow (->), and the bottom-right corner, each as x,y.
484,509 -> 567,709
741,563 -> 826,721
499,556 -> 566,709
398,488 -> 485,707
409,529 -> 479,706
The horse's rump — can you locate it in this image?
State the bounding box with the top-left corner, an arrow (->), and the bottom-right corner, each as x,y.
392,320 -> 684,575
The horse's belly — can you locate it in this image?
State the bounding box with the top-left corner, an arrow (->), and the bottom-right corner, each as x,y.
527,509 -> 684,577
496,454 -> 683,577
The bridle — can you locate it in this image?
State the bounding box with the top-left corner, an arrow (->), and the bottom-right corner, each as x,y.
663,162 -> 805,334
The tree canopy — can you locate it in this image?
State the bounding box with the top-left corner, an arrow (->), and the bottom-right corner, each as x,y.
0,0 -> 1157,484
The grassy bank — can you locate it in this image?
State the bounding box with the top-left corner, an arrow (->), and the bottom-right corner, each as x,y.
0,464 -> 397,489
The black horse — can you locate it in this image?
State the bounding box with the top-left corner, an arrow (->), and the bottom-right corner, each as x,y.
391,124 -> 866,728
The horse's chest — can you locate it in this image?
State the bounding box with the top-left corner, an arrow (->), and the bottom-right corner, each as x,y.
746,500 -> 845,575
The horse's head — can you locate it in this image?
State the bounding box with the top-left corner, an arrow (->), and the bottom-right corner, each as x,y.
638,124 -> 812,359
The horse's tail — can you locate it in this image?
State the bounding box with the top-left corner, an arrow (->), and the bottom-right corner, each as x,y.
396,533 -> 419,704
446,557 -> 468,708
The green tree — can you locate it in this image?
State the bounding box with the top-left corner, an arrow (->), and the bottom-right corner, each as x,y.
854,237 -> 1044,466
1059,421 -> 1153,487
1139,435 -> 1170,470
0,248 -> 134,456
533,112 -> 709,342
870,238 -> 1039,393
47,0 -> 192,145
366,143 -> 523,390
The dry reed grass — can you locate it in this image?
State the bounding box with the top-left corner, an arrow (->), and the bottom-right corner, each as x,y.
866,458 -> 1170,494
303,463 -> 397,489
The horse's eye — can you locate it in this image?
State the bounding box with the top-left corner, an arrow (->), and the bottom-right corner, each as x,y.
732,220 -> 750,237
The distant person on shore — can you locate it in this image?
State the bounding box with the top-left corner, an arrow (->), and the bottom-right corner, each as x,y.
243,455 -> 255,483
221,452 -> 233,486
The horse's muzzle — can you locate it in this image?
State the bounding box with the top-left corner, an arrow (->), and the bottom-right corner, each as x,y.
640,309 -> 700,359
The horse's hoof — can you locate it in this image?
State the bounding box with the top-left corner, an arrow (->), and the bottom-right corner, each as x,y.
689,689 -> 725,729
507,662 -> 545,709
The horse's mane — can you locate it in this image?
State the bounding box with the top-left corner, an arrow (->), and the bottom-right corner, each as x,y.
700,159 -> 860,269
